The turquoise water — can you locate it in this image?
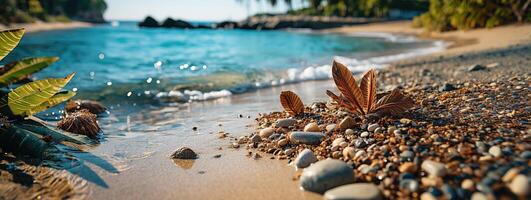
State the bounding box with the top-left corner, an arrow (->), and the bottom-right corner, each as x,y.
4,22 -> 439,105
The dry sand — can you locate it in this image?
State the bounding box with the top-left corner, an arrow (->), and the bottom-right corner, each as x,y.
325,20 -> 531,56
0,21 -> 93,33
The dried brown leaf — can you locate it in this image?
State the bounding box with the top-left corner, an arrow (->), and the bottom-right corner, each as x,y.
331,60 -> 366,115
326,90 -> 357,113
360,69 -> 377,113
279,91 -> 304,115
372,89 -> 415,115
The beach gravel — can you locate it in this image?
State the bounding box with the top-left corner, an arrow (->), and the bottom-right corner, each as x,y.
299,159 -> 355,193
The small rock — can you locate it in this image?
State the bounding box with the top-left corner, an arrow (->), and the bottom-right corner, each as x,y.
345,129 -> 354,135
420,192 -> 437,200
332,138 -> 346,147
259,127 -> 275,138
471,192 -> 488,200
467,64 -> 486,72
400,150 -> 415,159
502,168 -> 520,182
337,116 -> 356,130
486,62 -> 499,68
400,179 -> 419,192
171,147 -> 198,159
421,160 -> 447,177
324,183 -> 383,200
461,179 -> 475,190
439,83 -> 456,92
342,147 -> 356,159
300,159 -> 355,193
399,162 -> 417,173
304,122 -> 321,132
250,134 -> 262,143
387,126 -> 397,134
360,132 -> 369,138
339,142 -> 348,148
509,174 -> 529,196
294,149 -> 318,168
488,146 -> 502,157
276,119 -> 297,128
290,132 -> 325,145
278,139 -> 289,147
326,124 -> 336,132
367,123 -> 379,132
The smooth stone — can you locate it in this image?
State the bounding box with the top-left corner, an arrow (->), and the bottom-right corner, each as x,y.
360,132 -> 369,138
367,123 -> 379,132
339,141 -> 348,148
324,183 -> 383,200
250,134 -> 262,143
399,162 -> 417,173
342,147 -> 356,159
400,179 -> 419,192
420,192 -> 437,200
461,179 -> 475,190
421,160 -> 447,177
338,116 -> 356,130
290,132 -> 325,145
345,129 -> 354,135
387,126 -> 396,134
278,138 -> 288,147
439,83 -> 456,92
502,168 -> 520,182
509,174 -> 529,196
259,127 -> 275,138
284,148 -> 295,156
520,151 -> 531,159
374,127 -> 383,133
354,150 -> 366,159
299,159 -> 355,193
326,124 -> 336,132
441,184 -> 458,200
471,192 -> 488,200
171,147 -> 198,159
304,122 -> 321,132
488,146 -> 502,157
400,150 -> 415,159
276,118 -> 297,128
294,149 -> 318,168
467,64 -> 486,71
332,138 -> 346,147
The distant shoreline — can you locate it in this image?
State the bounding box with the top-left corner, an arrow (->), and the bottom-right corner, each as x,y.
0,21 -> 94,33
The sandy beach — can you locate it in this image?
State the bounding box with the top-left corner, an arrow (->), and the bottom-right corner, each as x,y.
1,21 -> 530,199
0,21 -> 93,33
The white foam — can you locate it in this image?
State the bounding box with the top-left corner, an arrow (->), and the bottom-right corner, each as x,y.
155,33 -> 447,104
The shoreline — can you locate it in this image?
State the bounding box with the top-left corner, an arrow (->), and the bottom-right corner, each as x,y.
324,20 -> 531,58
0,21 -> 94,33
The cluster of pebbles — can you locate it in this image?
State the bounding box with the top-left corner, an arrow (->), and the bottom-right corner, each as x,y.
236,67 -> 529,199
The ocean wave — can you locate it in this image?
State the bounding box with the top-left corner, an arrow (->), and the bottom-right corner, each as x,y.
153,34 -> 447,104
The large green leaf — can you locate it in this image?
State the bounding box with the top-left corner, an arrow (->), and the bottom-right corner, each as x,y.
0,57 -> 59,85
0,28 -> 25,61
6,73 -> 75,116
28,91 -> 76,116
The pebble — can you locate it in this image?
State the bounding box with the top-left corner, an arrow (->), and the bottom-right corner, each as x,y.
467,64 -> 486,71
259,127 -> 275,138
461,179 -> 475,190
294,149 -> 318,168
326,124 -> 336,132
421,160 -> 447,177
290,132 -> 325,145
170,147 -> 198,159
502,168 -> 519,182
345,129 -> 354,135
400,179 -> 419,192
509,174 -> 529,196
367,123 -> 379,132
337,116 -> 356,130
342,147 -> 356,159
304,122 -> 321,132
360,131 -> 369,138
439,83 -> 456,92
400,150 -> 415,159
299,159 -> 355,193
250,134 -> 262,143
387,126 -> 396,134
324,183 -> 383,200
332,138 -> 345,147
276,118 -> 297,128
488,146 -> 502,157
399,162 -> 417,173
471,192 -> 488,200
284,148 -> 295,156
277,138 -> 288,147
420,192 -> 437,200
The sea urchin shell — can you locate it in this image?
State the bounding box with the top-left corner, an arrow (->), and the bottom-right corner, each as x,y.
57,109 -> 101,138
65,100 -> 106,115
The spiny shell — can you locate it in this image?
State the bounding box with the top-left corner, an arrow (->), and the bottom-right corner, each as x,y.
57,109 -> 101,138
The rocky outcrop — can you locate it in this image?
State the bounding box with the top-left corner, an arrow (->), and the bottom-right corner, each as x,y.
138,16 -> 159,28
139,15 -> 386,30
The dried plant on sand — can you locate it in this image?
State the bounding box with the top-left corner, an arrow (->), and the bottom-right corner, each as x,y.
326,60 -> 415,117
279,91 -> 304,116
57,109 -> 101,138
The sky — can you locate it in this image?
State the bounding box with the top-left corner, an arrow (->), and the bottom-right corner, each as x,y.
104,0 -> 303,22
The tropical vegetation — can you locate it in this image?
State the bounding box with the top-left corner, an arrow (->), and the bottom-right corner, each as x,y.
0,0 -> 107,25
0,28 -> 93,159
